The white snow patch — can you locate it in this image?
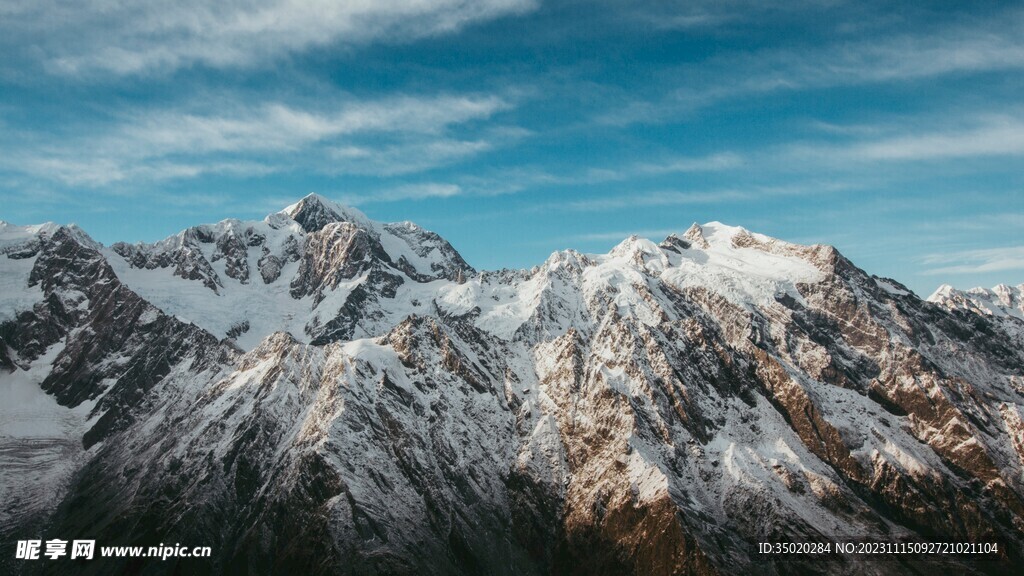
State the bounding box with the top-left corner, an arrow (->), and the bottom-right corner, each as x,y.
0,341 -> 95,530
0,254 -> 43,322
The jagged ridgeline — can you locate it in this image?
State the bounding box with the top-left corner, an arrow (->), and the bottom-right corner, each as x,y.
2,194 -> 1023,575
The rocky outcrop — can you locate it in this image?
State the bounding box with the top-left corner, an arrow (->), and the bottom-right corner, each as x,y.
289,223 -> 391,302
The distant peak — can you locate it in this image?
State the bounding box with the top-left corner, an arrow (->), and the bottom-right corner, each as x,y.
610,235 -> 658,256
292,192 -> 335,209
682,223 -> 710,249
700,221 -> 751,242
59,223 -> 103,250
279,194 -> 370,233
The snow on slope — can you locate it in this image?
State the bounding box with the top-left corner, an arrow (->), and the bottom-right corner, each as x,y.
929,283 -> 1024,321
436,222 -> 824,341
104,216 -> 312,351
0,221 -> 59,247
0,222 -> 57,322
102,195 -> 472,350
101,197 -> 825,353
659,222 -> 823,306
0,341 -> 95,535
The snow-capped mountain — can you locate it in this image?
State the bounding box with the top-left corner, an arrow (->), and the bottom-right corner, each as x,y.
2,195 -> 1023,575
103,195 -> 473,350
929,283 -> 1024,346
929,284 -> 1024,317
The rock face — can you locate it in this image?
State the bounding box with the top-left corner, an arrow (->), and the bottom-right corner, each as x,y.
0,223 -> 230,558
2,201 -> 1024,575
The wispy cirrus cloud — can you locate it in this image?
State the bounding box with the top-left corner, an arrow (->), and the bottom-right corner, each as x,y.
0,93 -> 513,186
329,138 -> 500,176
7,156 -> 275,188
548,180 -> 853,212
922,246 -> 1024,276
763,23 -> 1024,87
910,213 -> 1024,233
122,95 -> 509,155
834,117 -> 1024,162
564,189 -> 752,211
1,0 -> 537,76
786,114 -> 1024,164
449,151 -> 744,196
600,8 -> 1024,125
604,0 -> 846,31
634,152 -> 743,174
338,182 -> 465,205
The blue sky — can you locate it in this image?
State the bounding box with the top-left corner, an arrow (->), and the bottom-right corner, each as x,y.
1,0 -> 1022,296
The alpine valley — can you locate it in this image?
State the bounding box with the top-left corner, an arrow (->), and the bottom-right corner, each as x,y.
2,194 -> 1023,575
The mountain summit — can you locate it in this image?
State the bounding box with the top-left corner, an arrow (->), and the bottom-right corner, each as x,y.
2,198 -> 1023,575
282,193 -> 372,233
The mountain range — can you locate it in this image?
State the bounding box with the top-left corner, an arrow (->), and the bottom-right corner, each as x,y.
2,194 -> 1023,575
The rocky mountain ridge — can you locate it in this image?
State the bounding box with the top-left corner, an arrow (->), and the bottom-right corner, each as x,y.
2,195 -> 1023,575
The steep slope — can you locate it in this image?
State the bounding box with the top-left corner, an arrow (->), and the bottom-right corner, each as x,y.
104,194 -> 473,350
2,201 -> 1023,575
0,223 -> 232,562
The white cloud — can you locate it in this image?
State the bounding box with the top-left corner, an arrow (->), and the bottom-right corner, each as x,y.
911,213 -> 1024,233
636,152 -> 743,174
564,189 -> 752,211
605,10 -> 1024,124
9,155 -> 277,187
453,151 -> 744,195
841,117 -> 1024,161
123,95 -> 508,156
0,93 -> 511,185
336,182 -> 464,205
780,27 -> 1024,87
330,138 -> 496,176
521,179 -> 855,213
3,0 -> 537,76
922,246 -> 1024,275
620,0 -> 842,31
787,115 -> 1024,164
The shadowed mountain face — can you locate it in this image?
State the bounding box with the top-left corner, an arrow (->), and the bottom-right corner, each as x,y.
2,195 -> 1023,575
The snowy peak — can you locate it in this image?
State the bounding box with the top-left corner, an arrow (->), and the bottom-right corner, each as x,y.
929,283 -> 956,300
277,194 -> 474,283
993,283 -> 1022,309
580,221 -> 827,308
0,221 -> 100,254
280,193 -> 371,233
682,222 -> 710,249
541,248 -> 592,273
6,205 -> 851,354
379,220 -> 475,282
0,221 -> 59,247
700,220 -> 748,244
929,282 -> 1024,321
95,196 -> 476,349
608,235 -> 665,268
